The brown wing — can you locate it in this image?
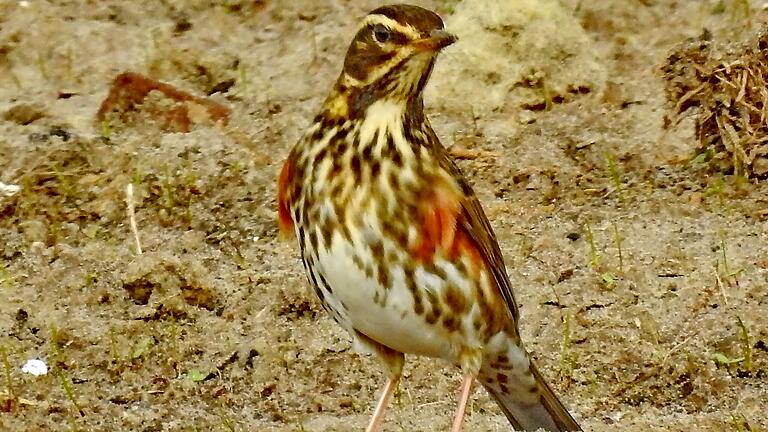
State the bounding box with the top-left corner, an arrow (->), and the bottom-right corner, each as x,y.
435,147 -> 520,323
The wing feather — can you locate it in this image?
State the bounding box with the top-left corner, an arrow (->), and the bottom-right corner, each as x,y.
433,145 -> 520,323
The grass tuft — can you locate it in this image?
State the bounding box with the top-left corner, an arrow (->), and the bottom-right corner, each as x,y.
583,220 -> 600,270
731,412 -> 759,432
50,325 -> 85,422
604,152 -> 624,203
1,345 -> 16,411
611,221 -> 624,274
216,401 -> 237,432
736,316 -> 752,372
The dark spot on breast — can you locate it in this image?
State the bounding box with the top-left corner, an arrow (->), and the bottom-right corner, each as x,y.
404,266 -> 424,314
425,288 -> 442,319
388,169 -> 401,191
336,140 -> 348,155
444,285 -> 468,314
431,264 -> 447,281
389,142 -> 403,167
373,257 -> 390,289
442,315 -> 459,332
352,254 -> 365,271
361,138 -> 373,158
335,127 -> 349,142
473,314 -> 484,333
323,115 -> 345,130
339,219 -> 353,242
413,297 -> 424,315
310,127 -> 325,142
320,222 -> 333,249
425,310 -> 439,324
350,154 -> 362,180
387,225 -> 408,249
314,147 -> 328,165
365,230 -> 383,250
330,159 -> 343,178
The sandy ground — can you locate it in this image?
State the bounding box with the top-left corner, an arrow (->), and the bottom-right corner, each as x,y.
1,1 -> 767,431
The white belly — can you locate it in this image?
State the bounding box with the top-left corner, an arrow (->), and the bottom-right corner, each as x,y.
315,231 -> 460,361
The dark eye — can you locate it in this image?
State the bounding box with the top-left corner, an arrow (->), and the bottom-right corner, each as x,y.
372,24 -> 391,43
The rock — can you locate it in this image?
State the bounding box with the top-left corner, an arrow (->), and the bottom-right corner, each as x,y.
96,72 -> 230,133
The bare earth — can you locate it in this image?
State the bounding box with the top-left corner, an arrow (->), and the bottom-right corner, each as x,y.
1,1 -> 767,431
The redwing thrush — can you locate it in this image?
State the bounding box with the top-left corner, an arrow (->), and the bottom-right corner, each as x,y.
278,4 -> 582,431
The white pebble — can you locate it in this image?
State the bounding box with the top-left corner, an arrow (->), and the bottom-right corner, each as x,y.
0,182 -> 21,197
21,358 -> 48,376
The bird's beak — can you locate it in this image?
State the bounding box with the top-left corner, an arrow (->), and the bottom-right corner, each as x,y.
413,29 -> 458,52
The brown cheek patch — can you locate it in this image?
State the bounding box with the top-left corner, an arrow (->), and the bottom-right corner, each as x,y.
343,32 -> 398,82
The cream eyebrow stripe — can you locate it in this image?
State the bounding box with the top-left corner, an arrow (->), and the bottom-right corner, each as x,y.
359,14 -> 422,40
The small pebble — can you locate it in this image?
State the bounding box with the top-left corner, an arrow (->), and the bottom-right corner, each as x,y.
21,359 -> 48,376
0,182 -> 20,197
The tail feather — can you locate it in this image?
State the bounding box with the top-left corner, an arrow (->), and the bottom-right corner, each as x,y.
479,360 -> 581,431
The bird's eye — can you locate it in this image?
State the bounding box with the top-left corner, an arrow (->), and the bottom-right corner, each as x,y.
372,24 -> 391,43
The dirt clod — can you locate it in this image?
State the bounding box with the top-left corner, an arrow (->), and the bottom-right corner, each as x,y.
96,72 -> 230,133
2,103 -> 46,125
122,277 -> 157,305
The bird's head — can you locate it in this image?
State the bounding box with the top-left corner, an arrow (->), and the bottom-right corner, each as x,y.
324,5 -> 456,118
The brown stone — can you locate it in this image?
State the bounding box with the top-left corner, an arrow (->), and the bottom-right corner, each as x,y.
96,72 -> 230,133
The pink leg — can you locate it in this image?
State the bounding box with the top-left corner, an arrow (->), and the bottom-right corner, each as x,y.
365,375 -> 401,432
450,374 -> 475,432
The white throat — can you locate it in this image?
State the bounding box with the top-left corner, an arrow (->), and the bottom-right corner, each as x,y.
358,99 -> 405,148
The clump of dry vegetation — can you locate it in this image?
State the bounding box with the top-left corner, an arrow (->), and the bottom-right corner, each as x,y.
662,26 -> 768,177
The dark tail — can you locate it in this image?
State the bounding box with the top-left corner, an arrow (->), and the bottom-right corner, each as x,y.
479,360 -> 582,431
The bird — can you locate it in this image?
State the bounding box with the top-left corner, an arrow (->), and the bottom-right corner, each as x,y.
277,4 -> 582,432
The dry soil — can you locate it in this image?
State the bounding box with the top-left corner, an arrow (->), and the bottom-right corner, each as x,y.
1,1 -> 767,431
